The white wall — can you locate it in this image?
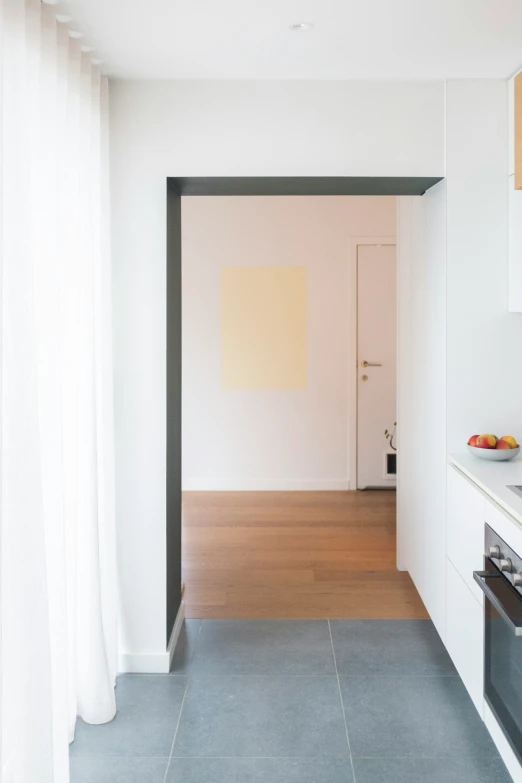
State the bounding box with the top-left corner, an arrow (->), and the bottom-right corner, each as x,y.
110,79 -> 445,662
111,80 -> 445,178
182,195 -> 396,491
397,182 -> 447,638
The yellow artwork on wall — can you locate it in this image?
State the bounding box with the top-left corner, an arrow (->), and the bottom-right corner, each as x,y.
221,265 -> 307,390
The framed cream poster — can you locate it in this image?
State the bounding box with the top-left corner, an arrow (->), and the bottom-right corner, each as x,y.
221,265 -> 307,390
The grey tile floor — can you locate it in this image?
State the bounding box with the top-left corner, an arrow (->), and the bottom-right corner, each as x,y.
70,619 -> 512,783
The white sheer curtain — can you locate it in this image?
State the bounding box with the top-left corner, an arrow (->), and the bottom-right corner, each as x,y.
0,1 -> 117,781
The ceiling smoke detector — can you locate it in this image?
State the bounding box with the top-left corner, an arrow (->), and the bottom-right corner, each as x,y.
289,22 -> 314,32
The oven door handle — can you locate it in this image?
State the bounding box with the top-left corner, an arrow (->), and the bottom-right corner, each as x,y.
473,570 -> 522,636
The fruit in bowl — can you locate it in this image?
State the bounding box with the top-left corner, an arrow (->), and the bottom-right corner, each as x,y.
474,434 -> 497,449
467,434 -> 520,460
499,435 -> 518,449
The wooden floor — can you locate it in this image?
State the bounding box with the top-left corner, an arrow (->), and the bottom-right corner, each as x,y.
182,490 -> 428,620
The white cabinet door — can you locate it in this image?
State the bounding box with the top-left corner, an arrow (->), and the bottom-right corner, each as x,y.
484,495 -> 522,558
446,559 -> 484,716
447,465 -> 485,602
509,174 -> 522,313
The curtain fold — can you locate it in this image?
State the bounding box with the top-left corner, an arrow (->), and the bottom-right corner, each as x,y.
0,1 -> 117,781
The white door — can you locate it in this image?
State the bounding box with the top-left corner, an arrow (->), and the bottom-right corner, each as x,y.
357,244 -> 397,489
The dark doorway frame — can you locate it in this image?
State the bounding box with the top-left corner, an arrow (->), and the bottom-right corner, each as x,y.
165,175 -> 443,643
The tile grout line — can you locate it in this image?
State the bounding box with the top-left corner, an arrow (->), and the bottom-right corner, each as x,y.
185,620 -> 204,678
72,752 -> 504,760
162,620 -> 204,783
328,619 -> 357,783
145,673 -> 460,678
122,673 -> 460,679
161,685 -> 188,783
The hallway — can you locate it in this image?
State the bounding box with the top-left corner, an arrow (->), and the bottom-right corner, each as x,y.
70,619 -> 510,783
182,491 -> 426,619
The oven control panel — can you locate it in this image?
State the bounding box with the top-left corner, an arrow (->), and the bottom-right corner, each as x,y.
486,524 -> 522,592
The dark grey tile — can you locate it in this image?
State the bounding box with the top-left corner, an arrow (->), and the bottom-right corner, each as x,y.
191,620 -> 335,675
173,675 -> 349,758
170,619 -> 202,674
70,675 -> 187,757
340,676 -> 498,759
70,756 -> 169,783
167,757 -> 354,783
331,620 -> 456,676
354,757 -> 512,783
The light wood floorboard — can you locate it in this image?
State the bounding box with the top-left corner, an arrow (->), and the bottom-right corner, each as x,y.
182,490 -> 428,619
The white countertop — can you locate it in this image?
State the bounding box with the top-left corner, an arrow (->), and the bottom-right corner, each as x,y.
449,452 -> 522,527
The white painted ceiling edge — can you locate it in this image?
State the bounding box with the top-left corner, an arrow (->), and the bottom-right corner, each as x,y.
51,0 -> 522,80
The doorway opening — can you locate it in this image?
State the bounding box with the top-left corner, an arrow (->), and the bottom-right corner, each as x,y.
167,177 -> 441,639
355,243 -> 397,490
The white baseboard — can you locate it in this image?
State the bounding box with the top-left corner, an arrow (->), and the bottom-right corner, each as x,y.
182,478 -> 351,491
118,601 -> 185,674
118,651 -> 171,674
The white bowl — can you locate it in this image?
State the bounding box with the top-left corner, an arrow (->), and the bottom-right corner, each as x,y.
467,444 -> 520,461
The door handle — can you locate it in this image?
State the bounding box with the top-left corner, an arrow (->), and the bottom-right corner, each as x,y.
361,361 -> 382,368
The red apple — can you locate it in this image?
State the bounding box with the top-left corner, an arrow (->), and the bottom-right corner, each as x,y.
496,439 -> 511,450
468,435 -> 479,447
476,434 -> 497,449
499,436 -> 518,449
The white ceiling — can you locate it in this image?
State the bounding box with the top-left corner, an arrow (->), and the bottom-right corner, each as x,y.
62,0 -> 522,80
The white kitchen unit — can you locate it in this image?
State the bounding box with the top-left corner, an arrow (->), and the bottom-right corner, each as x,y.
507,73 -> 522,311
509,74 -> 515,179
508,175 -> 522,312
447,455 -> 522,783
447,464 -> 486,602
445,557 -> 484,715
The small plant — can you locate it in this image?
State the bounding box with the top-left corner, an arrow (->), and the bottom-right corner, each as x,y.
385,422 -> 397,451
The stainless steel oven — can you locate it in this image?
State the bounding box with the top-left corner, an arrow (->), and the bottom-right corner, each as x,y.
474,524 -> 522,763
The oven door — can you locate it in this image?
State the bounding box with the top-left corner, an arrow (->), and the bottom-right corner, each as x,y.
474,559 -> 522,762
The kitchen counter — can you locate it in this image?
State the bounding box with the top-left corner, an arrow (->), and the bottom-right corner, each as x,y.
449,452 -> 522,528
